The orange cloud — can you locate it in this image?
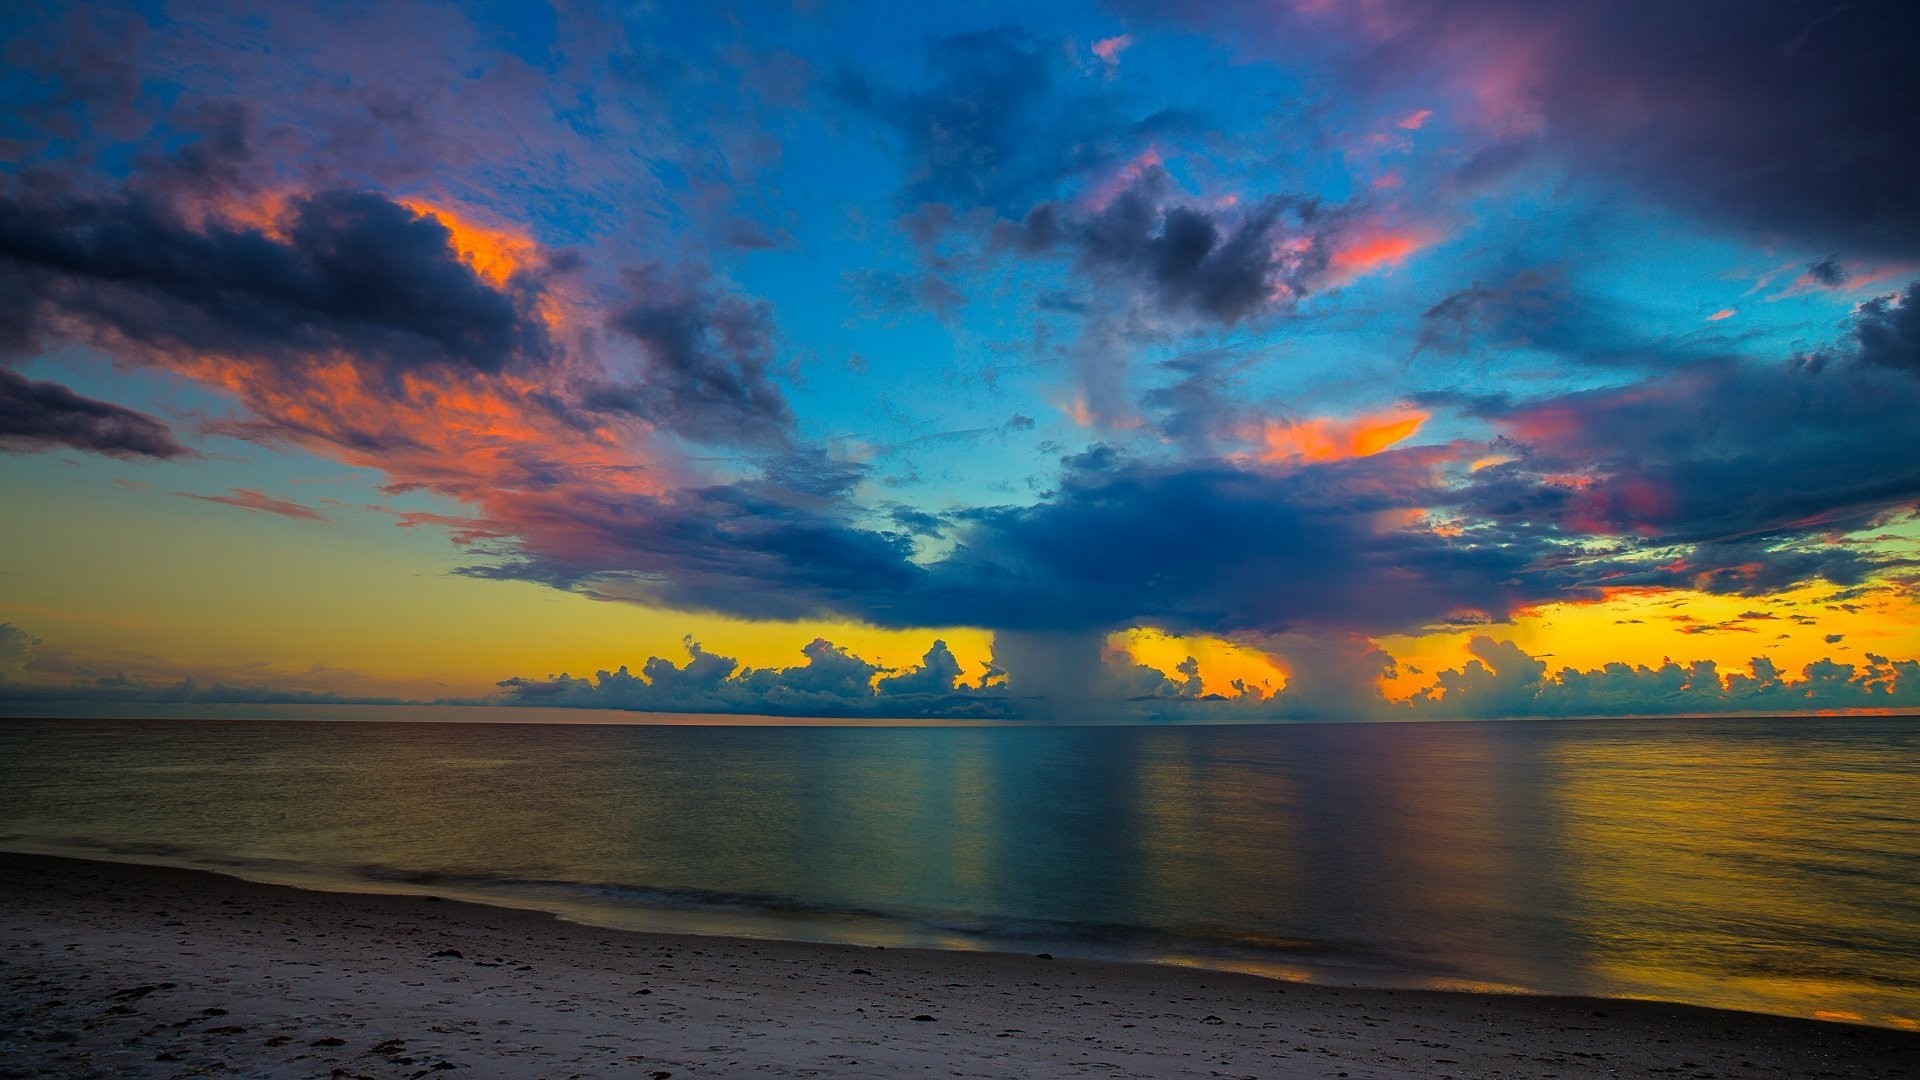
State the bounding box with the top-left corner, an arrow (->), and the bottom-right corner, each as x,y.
154,209 -> 659,563
396,198 -> 542,287
1252,407 -> 1428,464
1324,223 -> 1443,285
1114,627 -> 1287,698
204,191 -> 544,293
1707,307 -> 1737,321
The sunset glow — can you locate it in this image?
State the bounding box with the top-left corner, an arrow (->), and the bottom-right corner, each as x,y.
0,0 -> 1914,721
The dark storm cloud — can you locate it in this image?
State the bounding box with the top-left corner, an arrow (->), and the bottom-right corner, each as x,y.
457,337 -> 1920,642
463,438 -> 1546,640
0,188 -> 550,376
1530,0 -> 1920,259
587,268 -> 794,446
454,464 -> 926,624
919,452 -> 1534,635
0,367 -> 190,459
1120,0 -> 1920,259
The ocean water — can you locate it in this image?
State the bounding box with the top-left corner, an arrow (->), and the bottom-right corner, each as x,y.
2,713 -> 1916,1028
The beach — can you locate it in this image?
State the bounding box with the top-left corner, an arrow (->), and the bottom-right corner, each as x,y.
3,854 -> 1915,1079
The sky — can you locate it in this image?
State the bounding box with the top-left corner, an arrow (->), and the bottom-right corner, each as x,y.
1,0 -> 1917,721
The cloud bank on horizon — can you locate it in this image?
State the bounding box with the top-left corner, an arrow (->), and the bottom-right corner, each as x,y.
1,0 -> 1916,718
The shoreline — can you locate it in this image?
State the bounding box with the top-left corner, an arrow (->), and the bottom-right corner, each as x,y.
4,852 -> 1917,1078
0,840 -> 1547,1000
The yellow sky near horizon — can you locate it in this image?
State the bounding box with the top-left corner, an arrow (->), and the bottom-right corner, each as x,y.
4,457 -> 1915,703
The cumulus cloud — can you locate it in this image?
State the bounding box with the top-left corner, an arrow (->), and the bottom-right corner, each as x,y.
497,636 -> 1011,719
0,623 -> 39,676
1405,635 -> 1920,718
8,610 -> 1913,721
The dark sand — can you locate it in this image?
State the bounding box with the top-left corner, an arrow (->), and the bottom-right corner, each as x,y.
2,853 -> 1914,1078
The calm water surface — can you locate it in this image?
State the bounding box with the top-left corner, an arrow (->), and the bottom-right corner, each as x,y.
2,713 -> 1916,1028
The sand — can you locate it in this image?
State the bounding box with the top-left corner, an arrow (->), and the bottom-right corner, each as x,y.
2,853 -> 1914,1079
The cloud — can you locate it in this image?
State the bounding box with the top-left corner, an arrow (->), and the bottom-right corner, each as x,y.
1249,408 -> 1426,465
0,676 -> 402,707
1181,1 -> 1920,258
1091,35 -> 1134,67
0,188 -> 551,376
0,622 -> 405,705
1427,355 -> 1920,576
456,336 -> 1919,649
1405,635 -> 1920,718
0,159 -> 803,590
498,632 -> 1258,720
1843,281 -> 1919,374
0,367 -> 190,459
874,639 -> 964,697
1005,163 -> 1444,330
1413,268 -> 1655,365
2,0 -> 1914,725
1808,255 -> 1849,288
832,27 -> 1131,215
589,267 -> 794,446
175,488 -> 328,522
1010,169 -> 1322,324
908,449 -> 1533,637
0,624 -> 39,675
497,636 -> 1011,719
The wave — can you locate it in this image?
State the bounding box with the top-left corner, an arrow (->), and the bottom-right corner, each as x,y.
0,831 -> 1473,988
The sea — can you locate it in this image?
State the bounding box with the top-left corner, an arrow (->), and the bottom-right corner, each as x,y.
2,710 -> 1916,1029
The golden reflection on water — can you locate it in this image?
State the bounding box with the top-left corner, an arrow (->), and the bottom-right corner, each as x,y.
1549,726 -> 1920,1028
2,717 -> 1916,1029
1130,732 -> 1304,945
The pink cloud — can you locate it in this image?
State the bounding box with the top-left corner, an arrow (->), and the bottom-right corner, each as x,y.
176,488 -> 328,522
1082,146 -> 1162,211
1321,220 -> 1446,286
1091,34 -> 1133,66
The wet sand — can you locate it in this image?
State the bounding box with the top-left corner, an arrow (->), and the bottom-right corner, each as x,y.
2,852 -> 1914,1078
